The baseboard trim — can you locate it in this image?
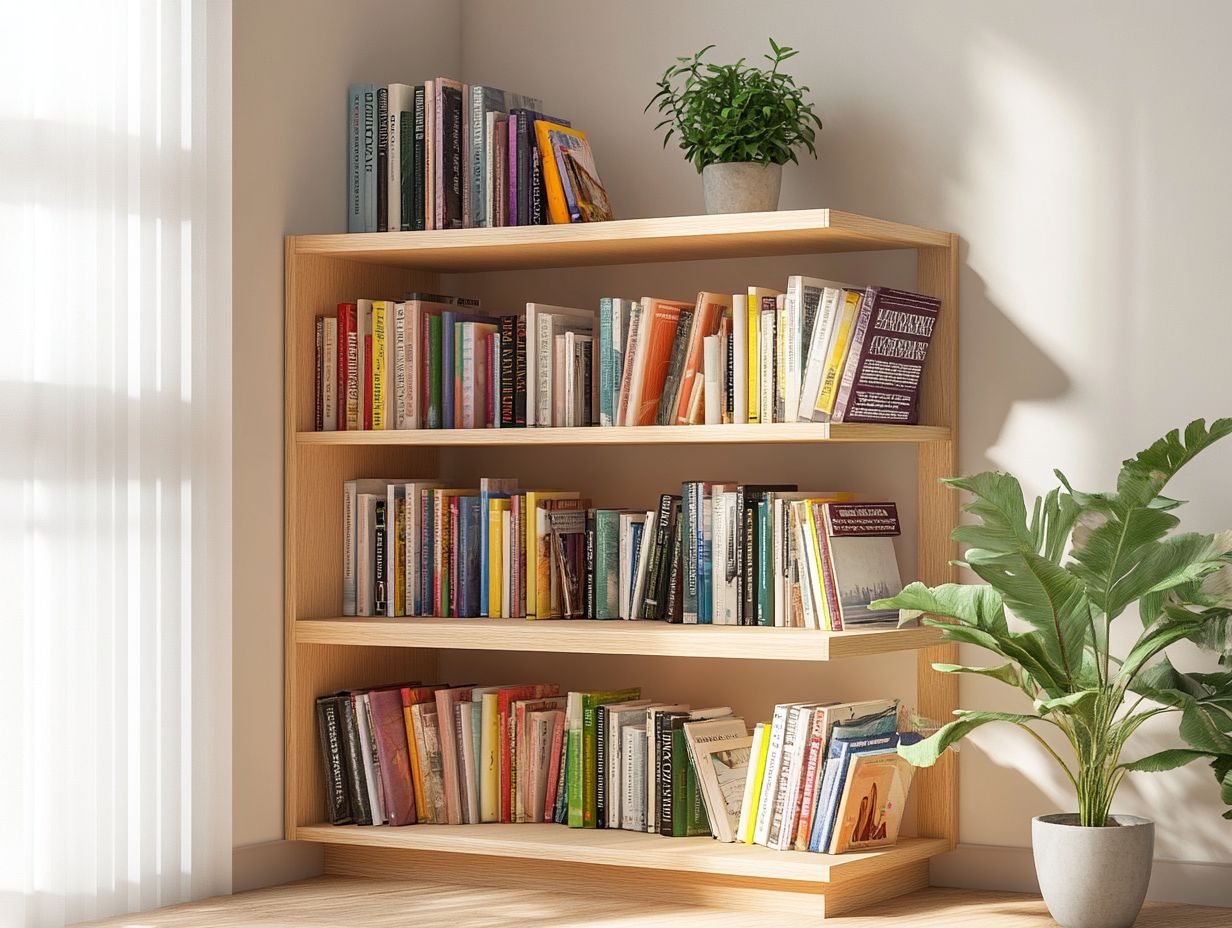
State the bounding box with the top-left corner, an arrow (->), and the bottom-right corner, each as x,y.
931,844 -> 1232,908
232,840 -> 325,893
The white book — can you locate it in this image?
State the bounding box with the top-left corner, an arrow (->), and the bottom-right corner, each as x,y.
386,83 -> 414,232
403,481 -> 441,616
618,511 -> 646,620
629,509 -> 657,620
759,306 -> 775,424
615,299 -> 643,426
623,298 -> 654,427
459,701 -> 479,825
501,509 -> 512,618
605,700 -> 654,829
525,303 -> 594,427
771,703 -> 834,849
354,694 -> 386,825
528,709 -> 560,823
683,717 -> 751,844
791,502 -> 820,630
736,722 -> 768,843
356,493 -> 380,616
703,334 -> 721,425
796,282 -> 849,421
712,489 -> 739,625
609,298 -> 626,425
322,317 -> 338,431
622,724 -> 647,831
731,293 -> 748,423
753,702 -> 808,845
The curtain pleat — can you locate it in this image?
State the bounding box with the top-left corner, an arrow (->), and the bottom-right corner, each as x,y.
0,2 -> 232,925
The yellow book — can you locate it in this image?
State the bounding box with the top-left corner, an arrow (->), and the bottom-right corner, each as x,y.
534,121 -> 589,225
803,495 -> 854,630
488,499 -> 509,618
523,490 -> 580,618
746,287 -> 782,423
372,300 -> 388,430
813,290 -> 861,421
403,703 -> 426,817
479,692 -> 501,822
741,722 -> 771,843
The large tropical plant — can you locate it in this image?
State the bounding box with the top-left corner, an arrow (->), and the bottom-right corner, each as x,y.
874,418 -> 1232,826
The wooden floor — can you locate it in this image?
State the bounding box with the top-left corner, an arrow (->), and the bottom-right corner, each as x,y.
74,876 -> 1232,928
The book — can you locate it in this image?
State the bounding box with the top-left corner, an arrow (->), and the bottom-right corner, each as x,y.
604,701 -> 653,828
533,121 -> 612,223
414,701 -> 448,824
498,684 -> 561,822
525,303 -> 594,427
468,87 -> 543,228
347,85 -> 366,232
478,692 -> 501,822
795,281 -> 849,421
829,751 -> 916,853
811,289 -> 862,422
353,693 -> 384,824
674,292 -> 731,425
579,688 -> 641,827
737,722 -> 768,844
367,687 -> 417,825
315,695 -> 355,825
434,685 -> 476,824
753,701 -> 809,845
808,731 -> 913,854
621,723 -> 647,831
386,83 -> 414,233
821,502 -> 904,627
625,298 -> 693,426
434,78 -> 466,229
830,287 -> 941,424
683,717 -> 751,843
376,86 -> 388,231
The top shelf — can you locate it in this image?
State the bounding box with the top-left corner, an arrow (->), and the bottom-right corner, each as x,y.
289,209 -> 953,273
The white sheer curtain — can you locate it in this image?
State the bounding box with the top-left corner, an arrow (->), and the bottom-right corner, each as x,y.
0,2 -> 232,926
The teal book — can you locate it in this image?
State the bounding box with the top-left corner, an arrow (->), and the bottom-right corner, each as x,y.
593,509 -> 621,619
598,298 -> 614,426
427,314 -> 443,429
347,85 -> 367,232
698,484 -> 712,624
757,497 -> 773,626
581,688 -> 641,827
681,483 -> 696,623
671,726 -> 710,837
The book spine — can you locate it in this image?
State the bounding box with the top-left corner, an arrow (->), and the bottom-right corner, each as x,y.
514,315 -> 528,426
664,510 -> 684,623
376,87 -> 388,231
362,86 -> 376,232
642,493 -> 675,619
831,291 -> 875,422
508,114 -> 519,226
671,726 -> 690,837
739,492 -> 755,626
412,86 -> 426,231
439,82 -> 464,229
419,489 -> 433,615
595,705 -> 608,828
337,303 -> 356,430
314,316 -> 324,431
347,86 -> 364,232
316,697 -> 354,824
374,499 -> 387,615
656,308 -> 693,426
371,304 -> 387,430
399,112 -> 413,230
682,484 -> 698,624
468,86 -> 486,228
585,511 -> 596,620
530,135 -> 544,224
340,695 -> 372,824
342,486 -> 357,613
757,499 -> 772,626
498,316 -> 515,426
657,713 -> 673,836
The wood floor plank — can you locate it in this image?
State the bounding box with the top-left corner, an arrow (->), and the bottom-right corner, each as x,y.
72,878 -> 1232,928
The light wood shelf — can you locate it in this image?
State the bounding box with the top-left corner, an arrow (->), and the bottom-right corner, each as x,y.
297,422 -> 951,447
284,209 -> 960,918
290,208 -> 950,272
294,616 -> 944,661
294,823 -> 950,885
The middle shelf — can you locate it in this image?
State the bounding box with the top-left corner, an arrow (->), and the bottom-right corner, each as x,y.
294,616 -> 943,661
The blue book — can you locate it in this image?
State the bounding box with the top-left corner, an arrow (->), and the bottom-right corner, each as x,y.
457,496 -> 482,616
360,84 -> 377,232
809,734 -> 899,853
681,483 -> 696,622
347,85 -> 366,232
598,298 -> 613,426
478,478 -> 517,616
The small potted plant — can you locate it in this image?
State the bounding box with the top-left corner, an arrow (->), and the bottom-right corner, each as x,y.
873,418 -> 1232,928
646,38 -> 822,215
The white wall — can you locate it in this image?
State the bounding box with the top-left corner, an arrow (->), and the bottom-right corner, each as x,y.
458,0 -> 1232,901
231,0 -> 460,889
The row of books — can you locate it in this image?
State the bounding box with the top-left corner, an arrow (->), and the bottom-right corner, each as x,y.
311,280 -> 941,432
347,81 -> 612,233
316,683 -> 918,855
342,476 -> 907,629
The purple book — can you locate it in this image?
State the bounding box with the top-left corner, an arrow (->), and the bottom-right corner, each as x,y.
831,287 -> 941,424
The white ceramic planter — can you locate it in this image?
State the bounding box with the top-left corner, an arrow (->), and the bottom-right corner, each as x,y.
701,162 -> 782,214
1032,813 -> 1154,928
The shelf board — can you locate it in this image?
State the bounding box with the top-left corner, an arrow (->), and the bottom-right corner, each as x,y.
297,422 -> 951,447
295,823 -> 949,884
289,209 -> 952,272
294,616 -> 942,661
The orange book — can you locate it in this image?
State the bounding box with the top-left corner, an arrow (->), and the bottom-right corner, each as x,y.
401,683 -> 446,820
626,297 -> 693,426
534,121 -> 589,224
674,292 -> 732,425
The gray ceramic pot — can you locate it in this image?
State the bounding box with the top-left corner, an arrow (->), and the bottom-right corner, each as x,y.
1032,813 -> 1154,928
701,162 -> 782,214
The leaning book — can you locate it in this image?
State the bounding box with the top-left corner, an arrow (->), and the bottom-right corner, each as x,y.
683,717 -> 752,844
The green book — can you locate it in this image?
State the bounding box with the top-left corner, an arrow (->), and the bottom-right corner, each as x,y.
593,509 -> 621,619
581,687 -> 641,827
565,692 -> 584,827
756,497 -> 773,626
427,313 -> 443,428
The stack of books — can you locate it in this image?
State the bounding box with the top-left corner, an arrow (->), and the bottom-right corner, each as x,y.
342,476 -> 906,630
311,282 -> 941,433
347,81 -> 612,233
316,685 -> 917,856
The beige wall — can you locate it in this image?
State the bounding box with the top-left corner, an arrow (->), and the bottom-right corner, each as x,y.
231,0 -> 460,870
232,0 -> 1232,900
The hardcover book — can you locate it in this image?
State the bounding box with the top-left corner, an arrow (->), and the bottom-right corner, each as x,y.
821,502 -> 904,626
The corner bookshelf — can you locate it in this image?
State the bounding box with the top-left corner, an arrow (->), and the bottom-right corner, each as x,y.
284,208 -> 958,919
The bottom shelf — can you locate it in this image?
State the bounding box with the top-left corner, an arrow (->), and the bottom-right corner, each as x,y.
295,822 -> 949,884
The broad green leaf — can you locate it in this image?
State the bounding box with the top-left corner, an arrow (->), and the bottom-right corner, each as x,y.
874,581 -> 1008,635
1116,418 -> 1232,510
1119,609 -> 1208,682
1035,690 -> 1099,714
899,710 -> 1047,768
1118,748 -> 1216,773
944,472 -> 1035,560
968,552 -> 1091,683
933,662 -> 1025,688
1068,508 -> 1180,620
1035,487 -> 1081,564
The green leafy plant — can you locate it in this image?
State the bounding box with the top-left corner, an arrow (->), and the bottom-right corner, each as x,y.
873,419 -> 1232,826
646,38 -> 823,172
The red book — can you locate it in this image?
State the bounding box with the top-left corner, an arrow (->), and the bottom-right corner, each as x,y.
337,302 -> 357,430
367,686 -> 418,825
449,495 -> 460,616
544,709 -> 566,820
497,683 -> 561,822
433,684 -> 476,825
792,714 -> 830,848
629,298 -> 692,426
363,334 -> 374,430
674,292 -> 729,425
513,695 -> 567,822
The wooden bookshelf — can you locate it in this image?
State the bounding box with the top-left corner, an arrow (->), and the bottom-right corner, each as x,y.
284,209 -> 959,919
294,616 -> 945,661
